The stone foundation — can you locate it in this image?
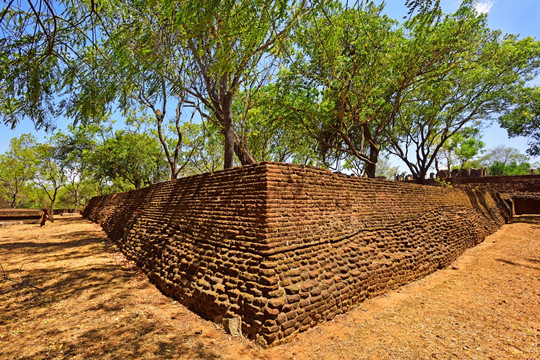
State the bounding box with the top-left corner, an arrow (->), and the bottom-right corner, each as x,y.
83,162 -> 506,346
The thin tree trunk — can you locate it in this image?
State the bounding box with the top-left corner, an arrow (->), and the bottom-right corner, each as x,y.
74,189 -> 79,212
223,104 -> 235,169
233,134 -> 256,165
49,191 -> 57,222
10,192 -> 16,208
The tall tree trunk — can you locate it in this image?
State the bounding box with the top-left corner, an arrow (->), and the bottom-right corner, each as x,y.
169,162 -> 178,180
416,170 -> 428,185
221,95 -> 257,169
49,191 -> 57,222
365,144 -> 379,178
74,188 -> 79,212
233,134 -> 256,165
223,100 -> 236,169
10,192 -> 16,208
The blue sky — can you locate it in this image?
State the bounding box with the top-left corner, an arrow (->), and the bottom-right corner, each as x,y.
1,0 -> 539,167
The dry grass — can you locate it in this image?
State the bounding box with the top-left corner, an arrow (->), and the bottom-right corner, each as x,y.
0,215 -> 538,359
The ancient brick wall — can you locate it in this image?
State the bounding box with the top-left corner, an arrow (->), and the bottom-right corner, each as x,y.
83,165 -> 270,339
83,162 -> 506,346
425,175 -> 540,216
426,174 -> 540,193
0,208 -> 42,220
0,197 -> 10,209
513,195 -> 540,215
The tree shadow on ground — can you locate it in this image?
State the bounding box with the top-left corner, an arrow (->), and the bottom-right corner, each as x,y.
0,217 -> 267,360
0,236 -> 102,251
494,258 -> 540,271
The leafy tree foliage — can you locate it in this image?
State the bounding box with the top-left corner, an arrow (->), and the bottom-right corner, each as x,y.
0,123 -> 172,208
53,125 -> 100,210
448,132 -> 485,170
234,84 -> 320,165
283,1 -> 403,176
88,130 -> 169,189
0,134 -> 39,207
273,0 -> 539,181
0,0 -> 109,129
66,0 -> 313,170
476,145 -> 533,176
404,0 -> 441,19
33,141 -> 69,219
1,0 -> 539,186
478,145 -> 529,168
489,161 -> 531,176
499,87 -> 540,156
381,3 -> 539,182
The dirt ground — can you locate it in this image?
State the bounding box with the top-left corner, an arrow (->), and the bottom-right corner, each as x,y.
0,215 -> 538,360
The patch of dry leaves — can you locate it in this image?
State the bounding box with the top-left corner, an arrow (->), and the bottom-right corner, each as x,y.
0,215 -> 538,359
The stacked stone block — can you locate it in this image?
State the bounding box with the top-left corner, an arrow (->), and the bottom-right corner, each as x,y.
425,174 -> 540,216
426,174 -> 540,193
83,162 -> 506,346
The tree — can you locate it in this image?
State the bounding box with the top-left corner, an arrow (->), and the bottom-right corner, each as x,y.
281,1 -> 499,178
75,7 -> 198,180
53,0 -> 312,170
0,0 -> 111,130
34,142 -> 68,220
283,1 -> 405,177
88,130 -> 169,190
489,161 -> 531,176
175,0 -> 310,168
478,145 -> 529,168
384,4 -> 540,183
233,84 -> 320,165
433,128 -> 485,175
0,134 -> 39,207
53,124 -> 101,210
182,121 -> 224,174
499,86 -> 540,156
449,133 -> 485,170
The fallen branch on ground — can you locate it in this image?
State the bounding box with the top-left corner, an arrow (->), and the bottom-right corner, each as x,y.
0,262 -> 44,294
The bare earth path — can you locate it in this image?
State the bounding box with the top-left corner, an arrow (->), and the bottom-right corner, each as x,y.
0,215 -> 538,359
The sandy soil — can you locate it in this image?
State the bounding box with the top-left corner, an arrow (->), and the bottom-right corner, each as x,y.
0,215 -> 538,360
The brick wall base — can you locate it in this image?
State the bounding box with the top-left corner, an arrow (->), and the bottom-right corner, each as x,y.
83,163 -> 507,346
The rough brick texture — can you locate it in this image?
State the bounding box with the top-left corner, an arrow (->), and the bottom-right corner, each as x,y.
83,162 -> 506,346
513,194 -> 540,215
426,174 -> 540,193
0,198 -> 10,209
425,175 -> 540,216
0,208 -> 42,220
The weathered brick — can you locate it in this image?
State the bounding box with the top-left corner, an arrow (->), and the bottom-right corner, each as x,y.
285,284 -> 300,294
83,162 -> 509,348
268,297 -> 287,309
264,307 -> 279,317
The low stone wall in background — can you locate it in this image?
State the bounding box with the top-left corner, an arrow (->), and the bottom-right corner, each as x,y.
0,197 -> 10,209
426,175 -> 540,217
426,174 -> 540,193
83,162 -> 507,346
0,209 -> 42,221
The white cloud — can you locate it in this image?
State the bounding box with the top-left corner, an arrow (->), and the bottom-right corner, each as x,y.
475,1 -> 494,14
